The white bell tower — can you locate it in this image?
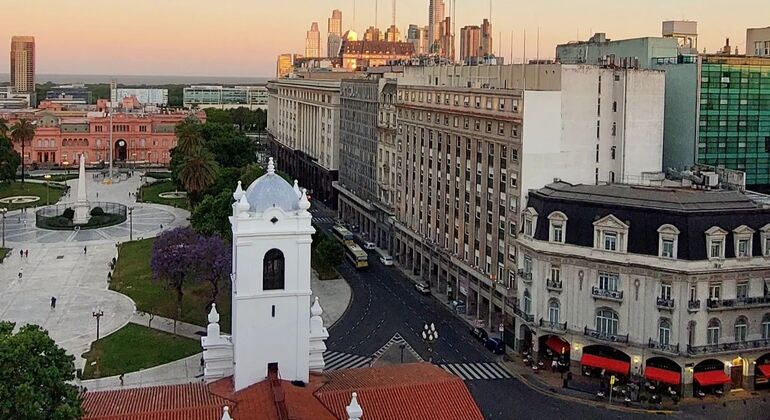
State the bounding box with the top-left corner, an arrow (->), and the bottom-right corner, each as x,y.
229,158 -> 315,390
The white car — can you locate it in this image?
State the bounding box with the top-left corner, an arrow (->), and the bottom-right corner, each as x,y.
363,241 -> 376,250
379,255 -> 394,266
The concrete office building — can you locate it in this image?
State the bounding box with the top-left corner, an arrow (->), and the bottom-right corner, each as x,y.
111,88 -> 169,106
267,78 -> 342,207
0,87 -> 33,110
46,84 -> 92,105
391,64 -> 665,338
277,53 -> 299,78
306,22 -> 322,58
516,180 -> 770,395
747,27 -> 770,57
480,19 -> 493,57
407,25 -> 430,55
10,36 -> 35,94
428,0 -> 445,53
328,9 -> 343,58
460,26 -> 482,62
183,85 -> 267,110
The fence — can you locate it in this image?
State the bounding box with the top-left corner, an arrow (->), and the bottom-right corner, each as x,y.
36,202 -> 128,230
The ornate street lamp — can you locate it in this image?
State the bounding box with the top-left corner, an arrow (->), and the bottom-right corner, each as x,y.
1,207 -> 7,248
422,322 -> 438,363
92,306 -> 105,340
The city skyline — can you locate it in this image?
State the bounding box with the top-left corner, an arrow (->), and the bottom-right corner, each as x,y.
0,0 -> 767,77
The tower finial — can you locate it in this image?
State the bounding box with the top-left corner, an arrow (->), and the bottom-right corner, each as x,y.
346,392 -> 363,420
267,157 -> 275,175
221,406 -> 232,420
294,180 -> 302,198
233,181 -> 244,201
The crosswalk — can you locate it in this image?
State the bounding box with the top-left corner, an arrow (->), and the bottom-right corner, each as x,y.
372,333 -> 423,362
439,363 -> 513,381
312,216 -> 336,224
323,351 -> 375,371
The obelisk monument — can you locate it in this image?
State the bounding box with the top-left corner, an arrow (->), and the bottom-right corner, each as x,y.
73,154 -> 91,225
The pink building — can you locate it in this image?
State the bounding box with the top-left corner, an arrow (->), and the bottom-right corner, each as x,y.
8,110 -> 205,167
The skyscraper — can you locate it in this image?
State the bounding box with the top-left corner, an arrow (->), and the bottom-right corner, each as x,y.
460,26 -> 482,61
439,17 -> 454,60
480,19 -> 493,57
384,25 -> 401,42
276,53 -> 295,78
327,9 -> 343,58
428,0 -> 445,53
305,22 -> 321,58
407,24 -> 428,55
10,36 -> 35,94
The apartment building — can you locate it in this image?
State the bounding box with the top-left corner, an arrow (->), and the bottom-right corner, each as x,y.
516,180 -> 770,395
747,27 -> 770,57
391,64 -> 664,342
267,78 -> 342,206
183,85 -> 267,110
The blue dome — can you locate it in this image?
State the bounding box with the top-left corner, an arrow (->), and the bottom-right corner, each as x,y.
245,172 -> 299,213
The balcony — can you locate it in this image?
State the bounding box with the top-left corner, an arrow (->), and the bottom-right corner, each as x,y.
513,305 -> 534,323
648,338 -> 680,355
591,286 -> 623,302
517,269 -> 532,284
687,300 -> 701,312
494,281 -> 516,297
584,326 -> 629,344
539,318 -> 567,332
656,297 -> 675,311
546,278 -> 563,292
706,296 -> 770,311
687,338 -> 770,355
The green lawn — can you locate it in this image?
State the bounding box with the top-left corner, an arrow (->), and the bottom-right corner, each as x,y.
0,248 -> 9,263
0,181 -> 67,211
138,180 -> 189,210
81,323 -> 201,379
109,238 -> 231,331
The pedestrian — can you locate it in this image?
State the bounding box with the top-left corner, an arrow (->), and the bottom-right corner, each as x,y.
84,246 -> 87,254
119,374 -> 124,386
19,249 -> 23,258
96,192 -> 99,198
50,297 -> 57,309
25,249 -> 28,258
551,359 -> 557,373
18,268 -> 22,280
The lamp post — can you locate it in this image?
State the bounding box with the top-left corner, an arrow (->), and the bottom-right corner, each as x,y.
92,306 -> 104,340
128,206 -> 134,241
44,174 -> 51,204
422,322 -> 438,363
1,208 -> 7,248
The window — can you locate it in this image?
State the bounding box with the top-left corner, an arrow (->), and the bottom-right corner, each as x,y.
550,266 -> 561,283
662,240 -> 674,258
707,319 -> 721,345
658,225 -> 680,259
762,314 -> 770,339
553,225 -> 564,243
734,317 -> 748,342
548,299 -> 560,323
603,232 -> 618,251
659,319 -> 671,346
548,212 -> 567,243
705,226 -> 727,260
709,283 -> 721,300
736,282 -> 748,300
263,249 -> 285,291
596,309 -> 619,336
598,272 -> 619,291
710,240 -> 723,259
524,219 -> 533,236
522,208 -> 538,238
661,283 -> 672,300
523,255 -> 532,274
593,215 -> 628,253
733,225 -> 755,258
523,289 -> 531,314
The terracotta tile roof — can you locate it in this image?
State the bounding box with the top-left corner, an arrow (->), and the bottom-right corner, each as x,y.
316,364 -> 484,420
82,382 -> 232,420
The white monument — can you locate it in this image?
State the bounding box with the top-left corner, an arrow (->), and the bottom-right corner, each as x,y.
201,158 -> 325,391
73,155 -> 91,225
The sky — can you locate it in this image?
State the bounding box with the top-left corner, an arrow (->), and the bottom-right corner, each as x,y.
0,0 -> 767,78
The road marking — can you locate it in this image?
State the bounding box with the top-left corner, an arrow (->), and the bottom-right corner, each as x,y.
372,332 -> 423,362
323,351 -> 374,371
439,363 -> 513,381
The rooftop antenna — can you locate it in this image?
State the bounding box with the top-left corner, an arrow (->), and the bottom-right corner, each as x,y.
392,0 -> 396,29
499,31 -> 502,57
510,30 -> 514,63
536,26 -> 540,62
375,0 -> 378,29
352,0 -> 356,32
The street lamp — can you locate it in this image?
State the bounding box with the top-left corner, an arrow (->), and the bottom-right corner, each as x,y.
44,174 -> 51,204
1,208 -> 7,248
422,322 -> 438,363
92,306 -> 104,340
128,206 -> 134,241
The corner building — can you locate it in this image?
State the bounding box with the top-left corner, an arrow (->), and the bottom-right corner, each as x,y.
516,181 -> 770,396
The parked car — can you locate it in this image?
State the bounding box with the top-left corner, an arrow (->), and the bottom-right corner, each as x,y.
379,255 -> 394,266
485,337 -> 505,355
414,281 -> 431,295
363,241 -> 376,250
469,327 -> 488,342
451,299 -> 466,314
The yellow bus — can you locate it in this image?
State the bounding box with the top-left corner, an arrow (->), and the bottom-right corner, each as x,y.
332,225 -> 355,245
345,242 -> 369,269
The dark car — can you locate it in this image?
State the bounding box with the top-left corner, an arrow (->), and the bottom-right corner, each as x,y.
469,327 -> 488,342
485,337 -> 505,355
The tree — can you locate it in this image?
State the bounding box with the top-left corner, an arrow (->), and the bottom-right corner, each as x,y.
150,227 -> 200,334
201,123 -> 256,168
189,235 -> 231,307
0,137 -> 21,182
191,189 -> 234,240
177,147 -> 220,203
0,321 -> 83,419
240,163 -> 265,187
174,117 -> 204,155
0,117 -> 8,138
316,236 -> 344,268
10,119 -> 35,183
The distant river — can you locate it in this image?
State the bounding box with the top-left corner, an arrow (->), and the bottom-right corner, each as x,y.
0,73 -> 272,85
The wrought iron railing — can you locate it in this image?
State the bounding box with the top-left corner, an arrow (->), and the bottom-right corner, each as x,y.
687,300 -> 701,311
517,268 -> 532,283
656,297 -> 675,309
539,318 -> 567,332
546,278 -> 563,291
591,286 -> 623,301
706,296 -> 770,311
648,338 -> 680,355
584,326 -> 629,344
687,338 -> 770,355
513,305 -> 534,323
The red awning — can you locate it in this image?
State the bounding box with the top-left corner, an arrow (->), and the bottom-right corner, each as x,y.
758,364 -> 770,379
693,370 -> 731,387
644,366 -> 681,385
544,336 -> 569,355
580,354 -> 630,376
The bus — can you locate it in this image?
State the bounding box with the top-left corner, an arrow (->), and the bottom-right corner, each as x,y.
332,225 -> 355,245
345,242 -> 369,269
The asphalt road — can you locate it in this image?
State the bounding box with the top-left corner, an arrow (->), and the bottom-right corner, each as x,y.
311,209 -> 770,420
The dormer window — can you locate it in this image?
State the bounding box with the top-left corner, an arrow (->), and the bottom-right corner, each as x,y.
705,226 -> 728,260
761,224 -> 770,257
733,225 -> 755,258
548,211 -> 568,244
657,224 -> 680,259
522,207 -> 539,239
593,214 -> 629,253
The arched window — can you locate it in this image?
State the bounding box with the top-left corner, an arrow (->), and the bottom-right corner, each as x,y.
658,318 -> 672,346
596,309 -> 619,336
707,318 -> 721,345
735,316 -> 748,342
688,321 -> 696,346
263,249 -> 285,291
548,299 -> 560,324
523,289 -> 531,315
762,314 -> 770,340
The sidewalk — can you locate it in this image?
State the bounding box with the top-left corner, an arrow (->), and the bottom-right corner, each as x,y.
80,353 -> 203,391
130,312 -> 205,340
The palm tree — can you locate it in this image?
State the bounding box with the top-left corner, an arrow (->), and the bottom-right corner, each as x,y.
178,147 -> 219,203
175,117 -> 204,155
0,118 -> 9,139
11,119 -> 36,183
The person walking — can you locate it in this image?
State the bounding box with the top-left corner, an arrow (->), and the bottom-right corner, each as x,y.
552,359 -> 558,373
84,246 -> 87,255
50,297 -> 57,309
19,249 -> 23,258
24,249 -> 28,259
18,268 -> 23,280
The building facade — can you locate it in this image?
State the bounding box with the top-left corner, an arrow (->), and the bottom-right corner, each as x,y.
460,26 -> 482,63
747,27 -> 770,57
341,40 -> 415,70
183,85 -> 267,110
10,36 -> 35,94
267,78 -> 342,207
328,9 -> 343,58
516,181 -> 770,395
407,25 -> 429,56
112,88 -> 169,106
480,19 -> 493,57
46,84 -> 92,105
306,22 -> 321,58
428,0 -> 445,53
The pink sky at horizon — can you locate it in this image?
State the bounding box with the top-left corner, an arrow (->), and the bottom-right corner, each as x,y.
1,0 -> 767,78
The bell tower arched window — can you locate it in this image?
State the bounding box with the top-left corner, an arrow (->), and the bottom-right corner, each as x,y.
263,249 -> 285,291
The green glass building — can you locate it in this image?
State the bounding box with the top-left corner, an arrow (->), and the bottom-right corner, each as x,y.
698,56 -> 770,188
